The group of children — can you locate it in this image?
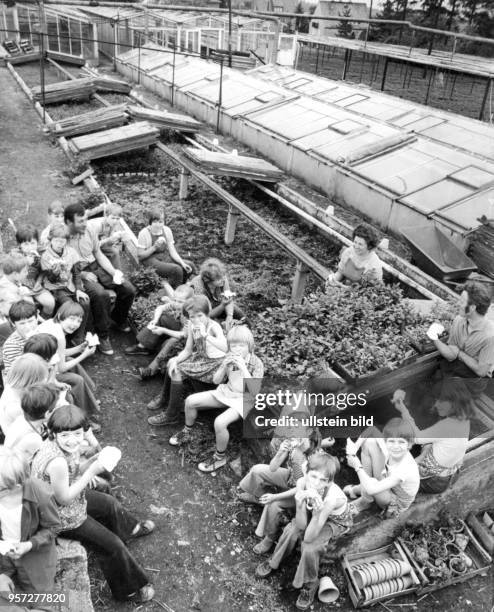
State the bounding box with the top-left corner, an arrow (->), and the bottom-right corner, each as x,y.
0,198 -> 476,610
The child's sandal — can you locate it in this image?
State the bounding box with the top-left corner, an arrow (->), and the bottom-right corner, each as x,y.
130,520 -> 156,539
139,584 -> 155,602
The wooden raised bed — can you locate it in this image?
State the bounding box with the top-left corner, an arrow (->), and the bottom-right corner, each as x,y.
398,521 -> 492,595
332,351 -> 441,401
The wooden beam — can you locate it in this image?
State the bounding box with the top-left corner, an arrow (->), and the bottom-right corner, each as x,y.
178,168 -> 190,200
71,167 -> 94,185
291,261 -> 310,303
156,142 -> 330,283
224,206 -> 240,245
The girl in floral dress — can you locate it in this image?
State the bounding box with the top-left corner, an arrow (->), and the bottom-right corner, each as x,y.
147,295 -> 227,427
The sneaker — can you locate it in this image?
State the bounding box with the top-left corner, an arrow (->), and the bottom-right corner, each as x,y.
295,582 -> 319,610
253,537 -> 274,555
98,337 -> 114,356
88,420 -> 102,434
125,344 -> 151,356
139,366 -> 156,379
129,519 -> 156,539
198,453 -> 227,473
148,412 -> 179,427
169,428 -> 192,446
147,395 -> 162,411
112,321 -> 131,333
255,560 -> 273,578
138,584 -> 155,603
237,490 -> 259,504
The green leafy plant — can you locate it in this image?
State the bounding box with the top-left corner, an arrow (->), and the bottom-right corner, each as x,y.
128,268 -> 163,297
129,292 -> 163,331
252,281 -> 437,379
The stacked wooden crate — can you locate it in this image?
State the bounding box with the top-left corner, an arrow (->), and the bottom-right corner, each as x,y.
32,78 -> 95,103
184,147 -> 284,182
126,105 -> 201,133
47,105 -> 128,138
68,122 -> 159,160
468,221 -> 494,279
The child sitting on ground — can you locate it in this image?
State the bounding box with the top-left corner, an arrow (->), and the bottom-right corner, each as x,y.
256,453 -> 353,611
87,204 -> 127,270
40,223 -> 90,346
392,381 -> 473,494
125,285 -> 193,381
0,254 -> 35,325
240,428 -> 319,555
0,448 -> 61,598
2,301 -> 39,377
147,295 -> 227,428
345,417 -> 420,518
168,325 -> 263,472
13,225 -> 55,318
39,200 -> 65,252
4,383 -> 60,463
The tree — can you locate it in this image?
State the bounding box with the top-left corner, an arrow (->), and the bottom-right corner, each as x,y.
294,2 -> 312,34
337,4 -> 355,39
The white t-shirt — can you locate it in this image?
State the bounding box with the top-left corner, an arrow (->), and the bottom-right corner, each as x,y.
0,386 -> 23,436
416,418 -> 470,468
384,452 -> 420,500
0,489 -> 23,544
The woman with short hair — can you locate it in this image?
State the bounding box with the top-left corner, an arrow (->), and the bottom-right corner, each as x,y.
326,223 -> 383,287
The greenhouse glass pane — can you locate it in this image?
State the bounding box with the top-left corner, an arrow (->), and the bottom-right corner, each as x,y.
59,17 -> 70,53
399,180 -> 474,213
450,166 -> 494,189
334,94 -> 369,107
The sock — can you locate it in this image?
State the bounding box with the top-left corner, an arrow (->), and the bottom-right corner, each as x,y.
214,449 -> 226,459
184,424 -> 193,432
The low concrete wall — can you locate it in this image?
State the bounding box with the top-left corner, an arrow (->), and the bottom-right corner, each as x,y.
55,539 -> 94,612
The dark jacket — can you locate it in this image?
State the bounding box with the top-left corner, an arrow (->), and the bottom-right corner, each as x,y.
0,478 -> 61,590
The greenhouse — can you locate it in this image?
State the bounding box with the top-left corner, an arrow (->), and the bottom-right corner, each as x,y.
14,3 -> 97,60
115,49 -> 494,245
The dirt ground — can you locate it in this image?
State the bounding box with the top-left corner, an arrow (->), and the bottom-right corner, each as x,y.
1,63 -> 493,612
0,66 -> 83,234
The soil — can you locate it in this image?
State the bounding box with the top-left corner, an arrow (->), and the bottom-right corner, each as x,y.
296,45 -> 491,121
0,66 -> 83,240
1,62 -> 493,612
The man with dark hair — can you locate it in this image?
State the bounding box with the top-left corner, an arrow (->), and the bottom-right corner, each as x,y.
64,203 -> 135,356
2,301 -> 39,376
432,281 -> 494,378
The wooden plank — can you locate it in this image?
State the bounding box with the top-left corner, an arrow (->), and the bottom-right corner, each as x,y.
157,142 -> 329,281
126,105 -> 201,133
70,121 -> 159,160
92,77 -> 132,95
46,50 -> 85,66
72,167 -> 94,185
183,147 -> 284,182
48,104 -> 128,138
7,53 -> 41,65
32,77 -> 95,104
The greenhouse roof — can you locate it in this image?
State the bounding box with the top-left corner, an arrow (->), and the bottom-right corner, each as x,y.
250,65 -> 494,162
26,3 -> 93,22
116,50 -> 494,233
